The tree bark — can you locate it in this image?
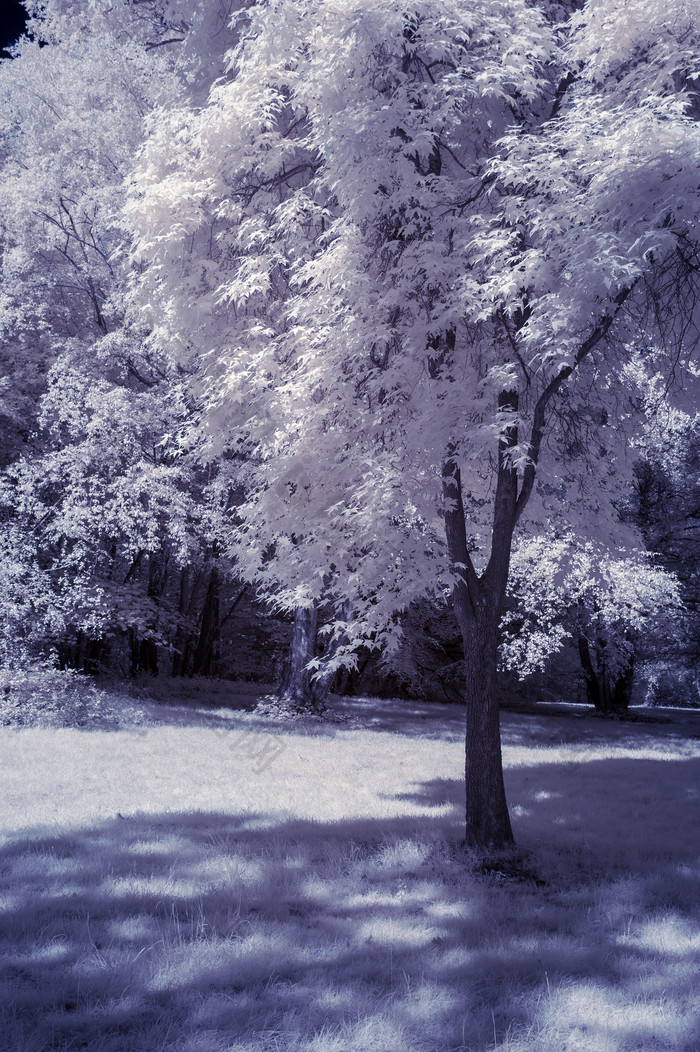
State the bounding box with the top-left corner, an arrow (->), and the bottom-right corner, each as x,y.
577,634 -> 602,709
459,599 -> 514,849
138,549 -> 170,676
171,566 -> 193,677
278,602 -> 325,714
578,633 -> 633,716
612,651 -> 634,713
437,299 -> 635,847
191,567 -> 220,677
443,423 -> 516,850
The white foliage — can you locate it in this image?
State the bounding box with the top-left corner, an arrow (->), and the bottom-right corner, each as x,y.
0,0 -> 695,677
127,0 -> 553,639
0,3 -> 232,660
126,0 -> 700,661
502,532 -> 681,679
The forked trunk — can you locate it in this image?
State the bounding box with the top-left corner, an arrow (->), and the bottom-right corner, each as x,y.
440,311 -> 632,845
443,412 -> 518,850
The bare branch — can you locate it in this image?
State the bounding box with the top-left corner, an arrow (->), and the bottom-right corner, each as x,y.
442,449 -> 481,616
145,37 -> 185,50
515,284 -> 636,522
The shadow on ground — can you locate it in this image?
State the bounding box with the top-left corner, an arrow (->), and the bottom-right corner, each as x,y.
144,692 -> 700,751
1,747 -> 699,1050
137,693 -> 468,744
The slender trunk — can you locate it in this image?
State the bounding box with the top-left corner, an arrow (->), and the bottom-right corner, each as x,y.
139,550 -> 169,676
84,636 -> 105,675
578,634 -> 602,708
278,603 -> 325,713
612,651 -> 634,713
128,626 -> 140,677
171,566 -> 192,677
138,637 -> 159,676
72,630 -> 83,671
72,631 -> 106,674
191,567 -> 220,677
128,550 -> 168,677
437,306 -> 634,844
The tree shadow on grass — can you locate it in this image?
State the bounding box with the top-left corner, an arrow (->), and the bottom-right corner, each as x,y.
134,693 -> 466,744
507,753 -> 700,893
500,706 -> 700,753
0,756 -> 699,1050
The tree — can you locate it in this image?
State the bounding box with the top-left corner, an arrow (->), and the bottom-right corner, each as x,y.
502,533 -> 681,715
0,1 -> 243,674
624,403 -> 700,704
129,0 -> 700,848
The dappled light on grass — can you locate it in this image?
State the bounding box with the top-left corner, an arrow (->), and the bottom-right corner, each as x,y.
0,701 -> 699,1050
512,980 -> 698,1052
0,818 -> 487,1050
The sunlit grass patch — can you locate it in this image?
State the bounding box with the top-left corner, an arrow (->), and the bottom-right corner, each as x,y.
0,698 -> 699,1050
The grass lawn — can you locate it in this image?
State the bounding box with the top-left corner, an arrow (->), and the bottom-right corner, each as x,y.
0,692 -> 699,1051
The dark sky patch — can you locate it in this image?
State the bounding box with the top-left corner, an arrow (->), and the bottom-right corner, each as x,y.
0,0 -> 29,57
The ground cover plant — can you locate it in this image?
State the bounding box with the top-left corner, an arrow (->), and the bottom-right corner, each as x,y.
1,690 -> 698,1052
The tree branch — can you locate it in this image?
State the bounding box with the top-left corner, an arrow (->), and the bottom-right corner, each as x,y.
548,71 -> 576,123
145,37 -> 185,50
514,285 -> 635,522
219,585 -> 249,628
442,448 -> 480,615
485,389 -> 519,595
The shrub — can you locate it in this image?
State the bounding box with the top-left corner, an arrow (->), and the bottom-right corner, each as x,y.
0,663 -> 148,727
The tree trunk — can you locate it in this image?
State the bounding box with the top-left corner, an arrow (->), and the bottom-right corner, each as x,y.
171,566 -> 193,677
84,636 -> 105,675
139,550 -> 170,676
437,309 -> 634,845
578,633 -> 633,716
138,636 -> 159,676
456,593 -> 514,849
277,602 -> 325,714
612,651 -> 634,713
443,434 -> 516,850
578,633 -> 602,709
128,625 -> 140,677
313,599 -> 353,699
191,567 -> 220,677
